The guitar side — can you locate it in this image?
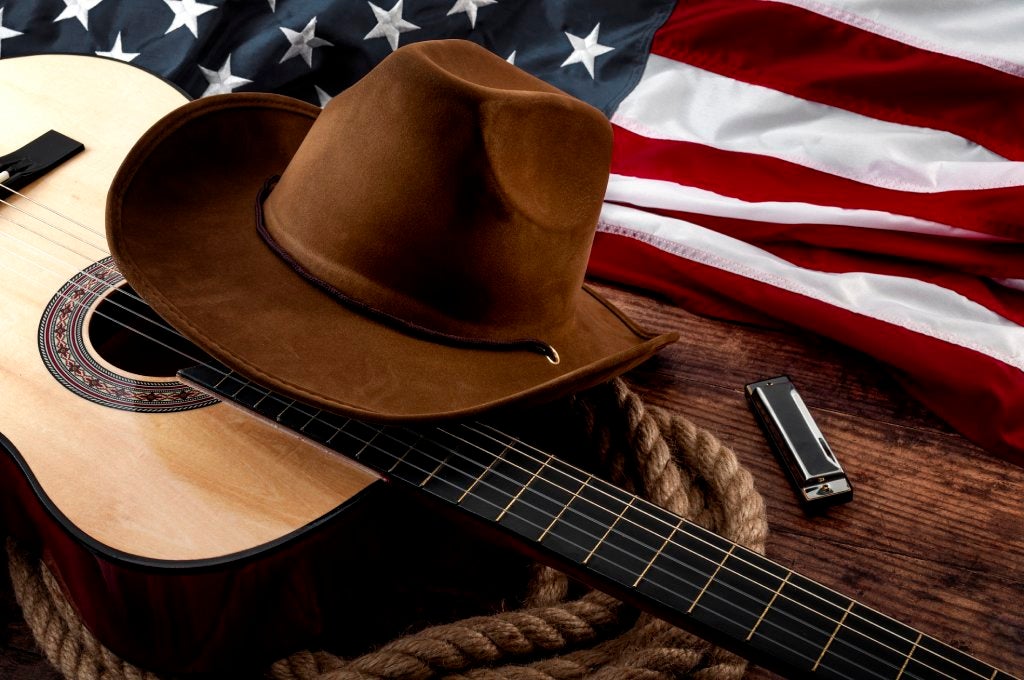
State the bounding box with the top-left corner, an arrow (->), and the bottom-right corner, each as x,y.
0,55 -> 386,671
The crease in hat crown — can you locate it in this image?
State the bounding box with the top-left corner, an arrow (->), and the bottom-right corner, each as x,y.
106,38 -> 677,421
260,39 -> 615,346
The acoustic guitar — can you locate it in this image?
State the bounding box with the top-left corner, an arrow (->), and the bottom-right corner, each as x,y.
0,54 -> 1017,680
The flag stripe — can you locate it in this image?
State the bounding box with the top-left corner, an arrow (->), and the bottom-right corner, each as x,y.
610,125 -> 1024,241
650,0 -> 1024,160
613,54 -> 1024,194
597,203 -> 1024,370
605,174 -> 1024,276
588,227 -> 1024,466
770,0 -> 1024,76
749,243 -> 1024,328
605,175 -> 1011,241
606,207 -> 1024,279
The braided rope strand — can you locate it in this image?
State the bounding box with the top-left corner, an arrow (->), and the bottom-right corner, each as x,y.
7,379 -> 767,680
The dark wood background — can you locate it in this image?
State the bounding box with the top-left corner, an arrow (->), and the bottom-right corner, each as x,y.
2,282 -> 1022,678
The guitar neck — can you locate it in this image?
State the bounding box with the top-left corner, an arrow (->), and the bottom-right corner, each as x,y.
179,364 -> 1016,680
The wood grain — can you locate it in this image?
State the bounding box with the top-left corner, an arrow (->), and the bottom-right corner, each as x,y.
607,284 -> 1024,678
1,54 -> 1019,680
0,54 -> 378,561
3,280 -> 1020,677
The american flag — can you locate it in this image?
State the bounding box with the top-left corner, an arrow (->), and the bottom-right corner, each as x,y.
2,0 -> 1023,466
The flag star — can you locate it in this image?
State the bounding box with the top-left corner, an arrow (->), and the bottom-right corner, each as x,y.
315,85 -> 333,108
364,0 -> 419,52
199,55 -> 252,96
0,9 -> 24,58
446,0 -> 496,29
506,50 -> 515,65
95,31 -> 139,62
54,0 -> 104,31
280,16 -> 333,67
561,23 -> 614,79
164,0 -> 217,38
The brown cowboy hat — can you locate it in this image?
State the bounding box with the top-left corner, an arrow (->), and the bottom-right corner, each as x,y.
107,39 -> 676,421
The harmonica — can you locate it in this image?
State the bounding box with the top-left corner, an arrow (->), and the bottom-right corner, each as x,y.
745,376 -> 853,508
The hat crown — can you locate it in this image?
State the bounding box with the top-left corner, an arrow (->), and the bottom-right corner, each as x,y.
262,40 -> 613,342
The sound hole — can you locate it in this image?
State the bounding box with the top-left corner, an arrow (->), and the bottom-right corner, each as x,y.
88,283 -> 212,378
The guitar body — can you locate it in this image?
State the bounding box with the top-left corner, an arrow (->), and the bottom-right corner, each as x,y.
0,54 -> 420,672
5,55 -> 1018,680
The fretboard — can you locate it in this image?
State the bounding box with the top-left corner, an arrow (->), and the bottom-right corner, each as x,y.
180,364 -> 1017,680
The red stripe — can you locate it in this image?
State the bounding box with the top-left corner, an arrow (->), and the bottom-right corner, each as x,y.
588,232 -> 1024,465
611,126 -> 1024,241
630,206 -> 1024,278
650,0 -> 1024,160
753,242 -> 1024,328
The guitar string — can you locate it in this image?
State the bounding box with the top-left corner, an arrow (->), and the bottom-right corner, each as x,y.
0,190 -> 997,680
0,217 -> 192,348
0,194 -> 107,253
0,185 -> 993,680
0,193 -> 157,313
408,422 -> 985,680
0,183 -> 938,645
219,373 -> 976,680
0,180 -> 1004,680
0,254 -> 910,680
0,251 -> 964,680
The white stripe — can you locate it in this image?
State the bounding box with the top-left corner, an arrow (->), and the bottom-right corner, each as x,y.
768,0 -> 1024,77
598,202 -> 1024,371
993,278 -> 1024,293
605,174 -> 1013,242
611,54 -> 1024,193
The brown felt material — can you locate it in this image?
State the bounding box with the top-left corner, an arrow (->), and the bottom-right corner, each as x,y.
106,39 -> 676,421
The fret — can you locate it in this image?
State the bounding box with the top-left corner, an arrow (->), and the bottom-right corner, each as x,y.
538,471 -> 589,542
376,428 -> 445,487
456,438 -> 549,522
213,371 -> 249,400
632,516 -> 741,622
457,444 -> 505,504
689,545 -> 736,614
495,453 -> 552,521
583,497 -> 677,588
895,633 -> 923,680
322,417 -> 350,446
818,602 -> 917,679
906,633 -> 1001,680
275,400 -> 312,430
173,365 -> 1017,680
419,441 -> 451,488
742,571 -> 856,675
687,543 -> 812,663
539,476 -> 634,563
212,368 -> 234,389
298,409 -> 341,441
251,387 -> 273,410
746,572 -> 790,641
814,601 -> 854,671
221,375 -> 267,409
633,518 -> 683,588
583,497 -> 634,565
487,454 -> 588,540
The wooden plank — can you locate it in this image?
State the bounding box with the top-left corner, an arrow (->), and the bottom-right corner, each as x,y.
2,282 -> 1020,678
595,285 -> 1023,679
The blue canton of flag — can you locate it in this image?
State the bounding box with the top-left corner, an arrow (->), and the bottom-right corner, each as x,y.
0,0 -> 673,114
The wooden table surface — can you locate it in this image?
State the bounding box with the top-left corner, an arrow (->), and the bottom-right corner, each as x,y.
2,282 -> 1022,678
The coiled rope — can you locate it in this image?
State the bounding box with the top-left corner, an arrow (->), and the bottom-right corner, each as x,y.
8,378 -> 767,679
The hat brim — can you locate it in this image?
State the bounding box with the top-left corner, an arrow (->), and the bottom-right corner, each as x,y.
107,94 -> 676,421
